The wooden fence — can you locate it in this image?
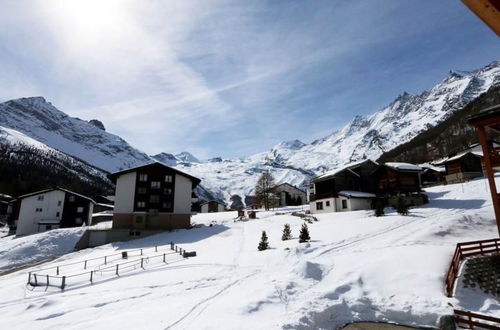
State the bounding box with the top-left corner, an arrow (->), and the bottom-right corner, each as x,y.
454,309 -> 500,329
27,242 -> 195,290
445,238 -> 500,297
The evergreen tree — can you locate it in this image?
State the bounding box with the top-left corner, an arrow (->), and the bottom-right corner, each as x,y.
299,223 -> 310,243
374,199 -> 385,217
282,224 -> 291,241
258,230 -> 269,251
254,171 -> 275,210
396,196 -> 409,216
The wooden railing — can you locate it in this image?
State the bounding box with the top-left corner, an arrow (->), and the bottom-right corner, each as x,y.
445,238 -> 500,297
454,309 -> 500,329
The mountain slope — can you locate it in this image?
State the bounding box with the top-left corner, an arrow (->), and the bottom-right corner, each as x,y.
0,97 -> 151,172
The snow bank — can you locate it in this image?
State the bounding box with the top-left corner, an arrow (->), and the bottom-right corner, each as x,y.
0,227 -> 85,271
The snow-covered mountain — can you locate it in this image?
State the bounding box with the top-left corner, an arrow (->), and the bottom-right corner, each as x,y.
0,61 -> 499,204
0,97 -> 151,172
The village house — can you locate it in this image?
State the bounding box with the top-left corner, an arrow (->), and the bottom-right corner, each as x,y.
309,159 -> 379,214
272,183 -> 306,207
0,193 -> 13,222
419,163 -> 446,186
107,162 -> 201,231
200,200 -> 226,213
15,188 -> 95,236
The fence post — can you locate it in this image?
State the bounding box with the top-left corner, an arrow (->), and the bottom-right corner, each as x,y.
46,275 -> 49,288
27,272 -> 31,285
34,274 -> 38,286
104,256 -> 107,265
116,264 -> 119,275
155,246 -> 158,252
141,258 -> 144,269
141,248 -> 143,256
171,242 -> 174,250
163,253 -> 166,263
56,266 -> 59,275
175,246 -> 178,252
61,276 -> 66,290
84,260 -> 87,270
90,271 -> 93,283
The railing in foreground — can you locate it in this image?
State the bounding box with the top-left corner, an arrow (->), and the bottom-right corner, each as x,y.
445,238 -> 500,297
454,309 -> 500,329
27,242 -> 196,290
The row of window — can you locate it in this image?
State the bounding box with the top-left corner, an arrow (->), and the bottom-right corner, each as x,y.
37,195 -> 75,203
316,200 -> 347,210
34,206 -> 84,213
137,187 -> 172,195
138,174 -> 173,183
136,200 -> 172,209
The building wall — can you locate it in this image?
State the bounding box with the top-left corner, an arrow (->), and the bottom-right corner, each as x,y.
310,197 -> 336,214
201,203 -> 208,213
16,190 -> 65,236
114,172 -> 136,213
173,174 -> 192,214
112,213 -> 190,230
276,184 -> 306,206
345,197 -> 372,211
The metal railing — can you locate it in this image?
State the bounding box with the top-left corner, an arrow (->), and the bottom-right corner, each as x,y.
27,242 -> 196,290
445,238 -> 500,297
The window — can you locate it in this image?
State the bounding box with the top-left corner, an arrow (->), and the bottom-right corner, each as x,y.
35,208 -> 43,212
56,212 -> 60,217
75,217 -> 83,225
342,200 -> 348,209
149,209 -> 159,215
162,201 -> 172,209
57,201 -> 62,206
326,201 -> 330,207
37,195 -> 44,201
163,188 -> 172,195
137,201 -> 146,208
138,187 -> 147,194
46,225 -> 52,230
76,206 -> 84,213
165,175 -> 173,183
151,181 -> 161,189
139,173 -> 148,182
316,202 -> 323,210
68,195 -> 75,202
149,195 -> 160,203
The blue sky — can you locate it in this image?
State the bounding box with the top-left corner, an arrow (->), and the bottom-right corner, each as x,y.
0,0 -> 498,159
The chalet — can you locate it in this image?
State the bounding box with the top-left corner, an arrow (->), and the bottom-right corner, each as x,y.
0,193 -> 13,222
107,162 -> 201,231
309,159 -> 379,214
419,163 -> 446,186
435,151 -> 484,184
15,188 -> 95,236
272,183 -> 306,207
200,200 -> 226,213
374,162 -> 423,195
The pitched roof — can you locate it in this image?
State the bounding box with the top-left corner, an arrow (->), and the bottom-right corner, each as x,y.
434,151 -> 483,165
384,162 -> 423,172
272,183 -> 306,193
107,161 -> 201,187
313,159 -> 378,182
18,188 -> 95,203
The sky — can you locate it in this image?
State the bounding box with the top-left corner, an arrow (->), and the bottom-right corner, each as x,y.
0,0 -> 499,159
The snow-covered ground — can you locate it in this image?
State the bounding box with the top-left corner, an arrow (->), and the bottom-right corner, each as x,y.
0,178 -> 498,329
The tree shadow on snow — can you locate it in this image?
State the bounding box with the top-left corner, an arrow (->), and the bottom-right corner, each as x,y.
425,198 -> 486,210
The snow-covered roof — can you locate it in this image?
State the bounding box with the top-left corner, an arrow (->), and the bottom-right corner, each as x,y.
338,190 -> 376,198
434,151 -> 483,165
419,163 -> 446,173
384,162 -> 423,171
18,188 -> 95,204
314,159 -> 378,181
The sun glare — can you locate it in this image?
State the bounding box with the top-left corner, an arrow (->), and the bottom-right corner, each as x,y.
50,0 -> 128,44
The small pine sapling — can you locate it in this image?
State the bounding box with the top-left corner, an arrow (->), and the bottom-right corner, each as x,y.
282,224 -> 292,241
396,196 -> 409,216
299,223 -> 311,243
258,230 -> 269,251
374,199 -> 385,217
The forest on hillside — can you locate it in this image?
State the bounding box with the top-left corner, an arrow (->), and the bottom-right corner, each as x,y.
0,143 -> 114,198
378,84 -> 500,164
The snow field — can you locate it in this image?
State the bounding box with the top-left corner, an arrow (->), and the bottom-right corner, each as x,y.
0,178 -> 498,329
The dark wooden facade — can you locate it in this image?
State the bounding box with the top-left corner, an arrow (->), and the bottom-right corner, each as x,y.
373,165 -> 421,195
310,160 -> 379,201
443,152 -> 483,176
60,192 -> 93,228
133,165 -> 177,213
